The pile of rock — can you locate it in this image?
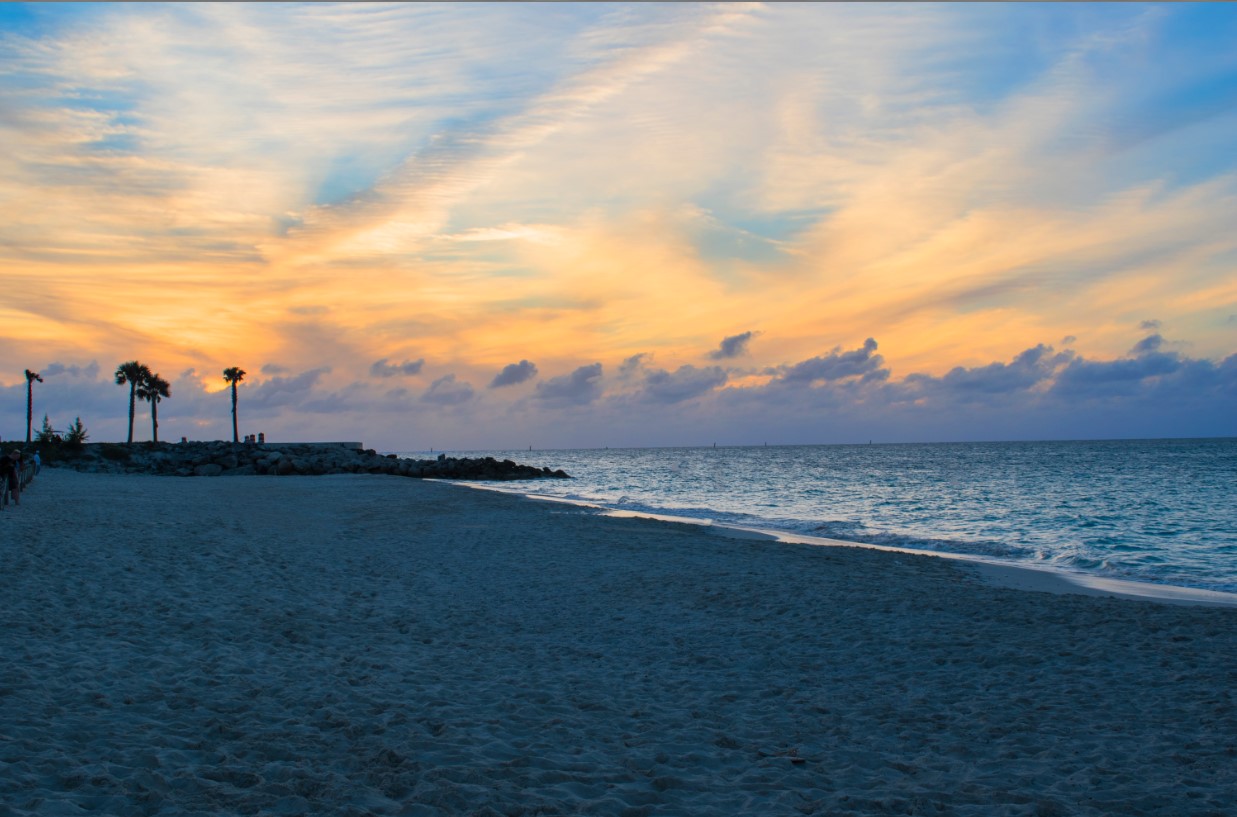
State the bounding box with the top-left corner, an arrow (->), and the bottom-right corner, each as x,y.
47,442 -> 570,481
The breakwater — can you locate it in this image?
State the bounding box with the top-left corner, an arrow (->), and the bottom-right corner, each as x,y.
45,441 -> 570,481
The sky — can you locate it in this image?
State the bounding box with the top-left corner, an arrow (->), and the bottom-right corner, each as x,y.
2,2 -> 1235,451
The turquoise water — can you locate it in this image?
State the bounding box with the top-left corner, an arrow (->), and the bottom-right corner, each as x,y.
398,439 -> 1237,593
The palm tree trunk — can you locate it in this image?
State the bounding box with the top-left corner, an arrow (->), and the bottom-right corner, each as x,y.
26,382 -> 33,444
128,383 -> 136,444
152,399 -> 159,444
231,383 -> 239,443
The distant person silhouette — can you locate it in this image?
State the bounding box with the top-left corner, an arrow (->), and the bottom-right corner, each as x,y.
1,450 -> 22,508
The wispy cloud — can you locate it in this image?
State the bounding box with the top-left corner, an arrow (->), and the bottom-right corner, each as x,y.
283,3 -> 767,262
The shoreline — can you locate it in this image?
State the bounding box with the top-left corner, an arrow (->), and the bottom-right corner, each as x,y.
3,469 -> 1235,816
460,481 -> 1237,609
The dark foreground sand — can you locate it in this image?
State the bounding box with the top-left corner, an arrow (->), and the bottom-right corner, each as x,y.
1,470 -> 1234,816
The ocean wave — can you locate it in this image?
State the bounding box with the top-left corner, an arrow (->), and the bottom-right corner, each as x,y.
790,521 -> 1035,560
441,440 -> 1237,594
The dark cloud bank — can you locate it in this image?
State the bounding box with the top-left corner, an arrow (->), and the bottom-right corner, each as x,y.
422,374 -> 475,406
10,334 -> 1235,447
371,358 -> 425,378
562,335 -> 1236,445
534,363 -> 603,407
490,360 -> 538,388
709,331 -> 758,360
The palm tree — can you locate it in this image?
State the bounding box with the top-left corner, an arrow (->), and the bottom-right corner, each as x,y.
24,369 -> 43,444
222,367 -> 246,443
137,372 -> 171,444
115,361 -> 152,444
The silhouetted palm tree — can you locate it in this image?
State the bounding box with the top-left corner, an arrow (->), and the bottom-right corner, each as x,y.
115,361 -> 152,444
137,372 -> 171,444
24,369 -> 43,444
222,367 -> 246,443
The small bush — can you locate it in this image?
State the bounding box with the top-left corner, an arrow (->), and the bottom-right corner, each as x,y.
35,415 -> 62,445
64,417 -> 89,449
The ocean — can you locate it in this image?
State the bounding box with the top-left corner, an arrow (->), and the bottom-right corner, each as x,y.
396,438 -> 1237,594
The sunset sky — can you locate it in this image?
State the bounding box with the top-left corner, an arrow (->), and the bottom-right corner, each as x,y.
2,2 -> 1235,451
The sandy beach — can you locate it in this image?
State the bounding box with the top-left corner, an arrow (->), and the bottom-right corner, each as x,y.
2,470 -> 1234,817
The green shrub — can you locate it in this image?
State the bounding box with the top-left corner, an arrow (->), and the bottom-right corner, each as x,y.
35,415 -> 61,445
64,417 -> 89,449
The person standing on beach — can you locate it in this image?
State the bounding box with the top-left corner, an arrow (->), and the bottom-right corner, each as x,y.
1,450 -> 21,508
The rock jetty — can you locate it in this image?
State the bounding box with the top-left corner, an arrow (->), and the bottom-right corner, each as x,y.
46,442 -> 570,481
